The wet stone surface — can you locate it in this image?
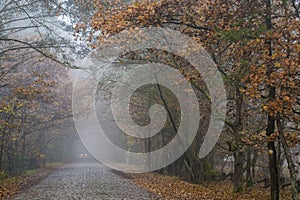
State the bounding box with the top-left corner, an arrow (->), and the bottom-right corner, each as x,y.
13,162 -> 160,200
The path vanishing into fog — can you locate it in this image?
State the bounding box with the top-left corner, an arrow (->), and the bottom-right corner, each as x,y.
13,162 -> 160,200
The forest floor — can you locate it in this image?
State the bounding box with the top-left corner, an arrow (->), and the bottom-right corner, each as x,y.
0,161 -> 293,199
129,172 -> 293,200
0,162 -> 63,199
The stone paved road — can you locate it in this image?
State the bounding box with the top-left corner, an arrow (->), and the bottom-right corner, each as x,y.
13,162 -> 160,200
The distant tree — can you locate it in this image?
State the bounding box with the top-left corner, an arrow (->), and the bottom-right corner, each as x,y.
0,49 -> 72,174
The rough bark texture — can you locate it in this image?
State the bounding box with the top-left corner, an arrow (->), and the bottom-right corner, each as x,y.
233,88 -> 245,192
277,115 -> 298,200
233,151 -> 244,192
265,0 -> 280,199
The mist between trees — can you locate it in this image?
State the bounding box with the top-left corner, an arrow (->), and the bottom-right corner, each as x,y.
1,1 -> 300,200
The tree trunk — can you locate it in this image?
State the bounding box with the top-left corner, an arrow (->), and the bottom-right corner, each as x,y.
266,108 -> 279,200
155,81 -> 207,182
0,131 -> 7,171
276,115 -> 298,200
246,149 -> 253,187
265,0 -> 280,198
234,150 -> 244,192
233,87 -> 244,192
251,151 -> 258,183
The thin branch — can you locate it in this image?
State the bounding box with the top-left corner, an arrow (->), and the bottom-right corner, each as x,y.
0,25 -> 40,33
0,38 -> 79,69
0,15 -> 52,27
165,20 -> 212,31
0,0 -> 14,13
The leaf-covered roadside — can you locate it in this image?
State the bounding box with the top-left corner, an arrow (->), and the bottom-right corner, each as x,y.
130,173 -> 292,200
0,163 -> 63,200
